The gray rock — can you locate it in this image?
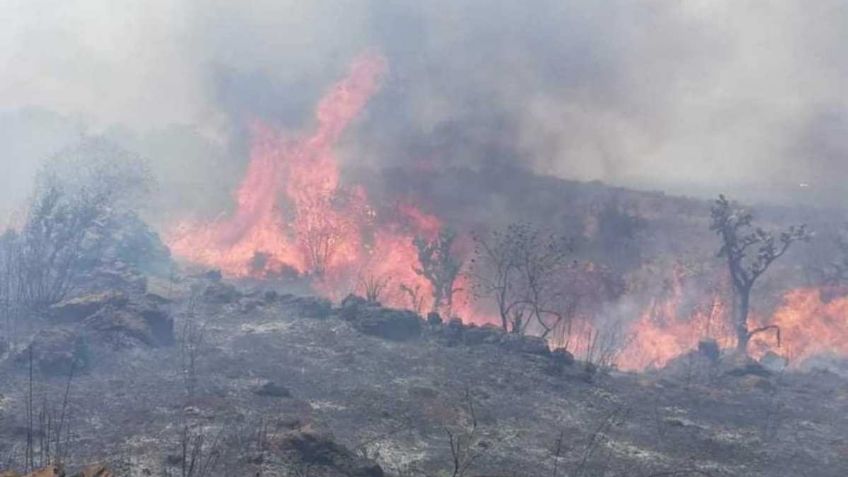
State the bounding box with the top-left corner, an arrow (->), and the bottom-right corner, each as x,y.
501,334 -> 551,356
253,381 -> 292,398
49,291 -> 129,323
349,307 -> 422,342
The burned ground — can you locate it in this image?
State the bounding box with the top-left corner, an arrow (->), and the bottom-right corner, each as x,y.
1,276 -> 846,477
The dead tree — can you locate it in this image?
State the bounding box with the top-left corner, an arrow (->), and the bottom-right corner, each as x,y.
710,195 -> 811,353
470,224 -> 574,335
413,229 -> 462,316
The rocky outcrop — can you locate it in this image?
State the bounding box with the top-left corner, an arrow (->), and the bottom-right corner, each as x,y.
501,333 -> 551,356
338,295 -> 422,341
50,291 -> 129,323
202,281 -> 241,304
49,292 -> 174,348
253,380 -> 292,398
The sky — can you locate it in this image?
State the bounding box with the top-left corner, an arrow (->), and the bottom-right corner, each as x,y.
1,0 -> 847,215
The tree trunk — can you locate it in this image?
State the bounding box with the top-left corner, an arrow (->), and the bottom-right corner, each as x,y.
734,286 -> 752,353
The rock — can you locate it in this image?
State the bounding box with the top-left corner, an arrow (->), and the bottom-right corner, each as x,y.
202,269 -> 223,281
83,295 -> 174,347
338,294 -> 369,321
426,311 -> 443,326
501,334 -> 550,356
463,324 -> 502,345
290,296 -> 333,319
202,281 -> 240,304
17,329 -> 89,376
551,348 -> 575,366
440,318 -> 465,346
759,351 -> 789,373
280,430 -> 384,477
698,339 -> 720,363
720,352 -> 771,378
253,381 -> 292,398
49,291 -> 128,322
350,307 -> 422,342
69,465 -> 113,477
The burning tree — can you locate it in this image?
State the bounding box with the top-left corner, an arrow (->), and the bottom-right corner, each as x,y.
710,195 -> 811,353
413,229 -> 462,316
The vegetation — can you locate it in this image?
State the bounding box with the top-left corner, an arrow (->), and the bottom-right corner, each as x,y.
710,194 -> 811,353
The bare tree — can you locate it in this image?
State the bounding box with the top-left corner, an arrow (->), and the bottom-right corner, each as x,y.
16,183 -> 107,307
358,273 -> 390,304
710,195 -> 811,353
413,229 -> 462,316
470,224 -> 577,336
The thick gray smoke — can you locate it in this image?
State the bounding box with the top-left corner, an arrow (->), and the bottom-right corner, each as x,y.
1,0 -> 847,220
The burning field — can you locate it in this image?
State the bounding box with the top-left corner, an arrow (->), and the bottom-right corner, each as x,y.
163,53 -> 848,374
4,3 -> 848,475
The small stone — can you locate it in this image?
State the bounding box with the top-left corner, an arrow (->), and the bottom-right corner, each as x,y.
254,381 -> 292,398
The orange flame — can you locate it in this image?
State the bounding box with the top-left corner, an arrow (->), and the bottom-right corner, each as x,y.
166,53 -> 490,321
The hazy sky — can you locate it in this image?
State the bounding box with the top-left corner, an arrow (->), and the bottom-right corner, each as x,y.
1,0 -> 847,211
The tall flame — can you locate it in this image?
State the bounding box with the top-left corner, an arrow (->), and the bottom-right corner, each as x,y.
166,53 -> 488,320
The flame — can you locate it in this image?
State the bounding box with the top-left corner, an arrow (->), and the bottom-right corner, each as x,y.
752,287 -> 848,364
166,52 -> 490,322
618,270 -> 848,371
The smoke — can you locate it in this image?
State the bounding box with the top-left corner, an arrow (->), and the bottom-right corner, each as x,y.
2,0 -> 848,213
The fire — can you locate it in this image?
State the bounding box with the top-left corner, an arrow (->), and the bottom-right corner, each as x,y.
166,52 -> 487,321
167,53 -> 847,369
752,287 -> 848,364
617,271 -> 848,371
617,269 -> 733,371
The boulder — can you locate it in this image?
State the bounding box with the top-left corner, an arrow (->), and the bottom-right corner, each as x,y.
440,318 -> 465,346
463,324 -> 503,345
351,308 -> 422,341
83,296 -> 174,347
338,294 -> 369,321
280,430 -> 384,477
49,291 -> 128,323
698,339 -> 720,363
720,352 -> 771,378
202,281 -> 240,304
551,348 -> 576,366
17,329 -> 89,376
289,296 -> 333,319
501,334 -> 551,356
253,381 -> 292,398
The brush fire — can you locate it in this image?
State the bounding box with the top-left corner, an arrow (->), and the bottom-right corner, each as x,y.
3,4 -> 848,476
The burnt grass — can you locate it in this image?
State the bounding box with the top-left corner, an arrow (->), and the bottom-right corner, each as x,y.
1,277 -> 847,476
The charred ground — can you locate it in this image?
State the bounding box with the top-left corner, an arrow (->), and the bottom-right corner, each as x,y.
0,269 -> 847,477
